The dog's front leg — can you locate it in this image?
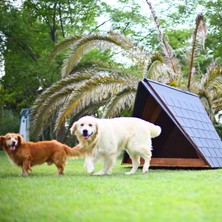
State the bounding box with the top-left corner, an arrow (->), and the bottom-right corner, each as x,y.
84,154 -> 94,174
22,159 -> 31,176
94,155 -> 115,175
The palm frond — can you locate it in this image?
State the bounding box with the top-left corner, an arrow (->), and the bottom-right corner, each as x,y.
61,32 -> 134,78
54,75 -> 128,131
199,91 -> 212,118
31,97 -> 66,137
190,62 -> 222,119
31,73 -> 93,118
187,14 -> 207,90
147,60 -> 171,83
70,59 -> 111,74
70,58 -> 142,77
212,96 -> 222,114
145,0 -> 181,80
47,35 -> 82,62
103,87 -> 136,118
30,73 -> 93,137
68,99 -> 110,129
200,62 -> 222,91
191,62 -> 222,93
77,32 -> 134,50
196,14 -> 207,50
61,42 -> 94,77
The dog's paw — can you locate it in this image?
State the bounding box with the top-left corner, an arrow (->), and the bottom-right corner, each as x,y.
106,170 -> 112,175
87,168 -> 94,174
125,171 -> 134,175
94,170 -> 105,176
88,170 -> 94,175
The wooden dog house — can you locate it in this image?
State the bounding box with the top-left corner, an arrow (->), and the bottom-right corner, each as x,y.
122,78 -> 222,168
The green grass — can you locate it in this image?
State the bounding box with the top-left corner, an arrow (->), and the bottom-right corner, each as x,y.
0,151 -> 222,222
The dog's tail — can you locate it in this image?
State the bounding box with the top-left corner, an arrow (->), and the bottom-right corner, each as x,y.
64,145 -> 83,158
148,122 -> 162,138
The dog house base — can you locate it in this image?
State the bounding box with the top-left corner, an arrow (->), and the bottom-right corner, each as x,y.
150,158 -> 210,168
122,156 -> 210,168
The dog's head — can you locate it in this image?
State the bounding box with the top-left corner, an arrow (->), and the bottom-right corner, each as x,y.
70,116 -> 98,142
0,133 -> 23,152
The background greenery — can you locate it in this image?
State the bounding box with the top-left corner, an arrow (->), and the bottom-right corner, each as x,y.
0,151 -> 222,222
0,0 -> 221,140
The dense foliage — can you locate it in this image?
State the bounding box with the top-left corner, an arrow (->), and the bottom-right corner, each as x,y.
0,0 -> 221,140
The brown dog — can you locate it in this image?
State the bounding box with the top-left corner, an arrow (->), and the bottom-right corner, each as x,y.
0,133 -> 82,176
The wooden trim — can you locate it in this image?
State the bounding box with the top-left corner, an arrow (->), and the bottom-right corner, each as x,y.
122,157 -> 210,168
150,158 -> 209,168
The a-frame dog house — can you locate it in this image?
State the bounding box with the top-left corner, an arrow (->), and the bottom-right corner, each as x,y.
122,78 -> 222,168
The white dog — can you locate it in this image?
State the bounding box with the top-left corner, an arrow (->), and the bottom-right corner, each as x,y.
70,116 -> 161,175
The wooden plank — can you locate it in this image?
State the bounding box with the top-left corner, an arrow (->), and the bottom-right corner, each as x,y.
150,158 -> 209,167
122,157 -> 210,168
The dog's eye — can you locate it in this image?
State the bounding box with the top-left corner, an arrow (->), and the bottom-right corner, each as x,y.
80,123 -> 84,127
89,124 -> 92,127
15,138 -> 18,141
6,137 -> 11,140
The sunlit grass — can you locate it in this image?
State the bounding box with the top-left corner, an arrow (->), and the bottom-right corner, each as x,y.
0,151 -> 222,222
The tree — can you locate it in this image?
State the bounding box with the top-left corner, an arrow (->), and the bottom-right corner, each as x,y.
0,108 -> 20,135
204,0 -> 222,64
190,62 -> 222,121
0,1 -> 58,111
1,0 -> 154,139
30,32 -> 146,138
1,0 -> 221,140
0,0 -> 104,112
146,0 -> 221,123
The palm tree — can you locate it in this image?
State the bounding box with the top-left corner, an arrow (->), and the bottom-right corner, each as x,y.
190,62 -> 222,122
145,0 -> 181,86
30,31 -> 149,138
146,0 -> 222,121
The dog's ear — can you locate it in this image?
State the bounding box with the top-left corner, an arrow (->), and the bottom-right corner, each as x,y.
95,122 -> 99,135
70,122 -> 77,135
17,134 -> 23,147
0,136 -> 5,147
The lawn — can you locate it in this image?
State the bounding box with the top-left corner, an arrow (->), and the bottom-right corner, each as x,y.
0,151 -> 222,222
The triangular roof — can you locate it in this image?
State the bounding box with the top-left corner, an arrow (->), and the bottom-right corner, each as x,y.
122,78 -> 222,168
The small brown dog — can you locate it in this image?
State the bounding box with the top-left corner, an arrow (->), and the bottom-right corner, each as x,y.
0,133 -> 82,176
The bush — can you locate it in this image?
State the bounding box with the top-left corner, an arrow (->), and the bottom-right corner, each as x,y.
215,124 -> 222,139
0,108 -> 20,135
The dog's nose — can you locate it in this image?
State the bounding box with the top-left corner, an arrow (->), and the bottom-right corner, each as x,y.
83,129 -> 88,136
12,141 -> 16,146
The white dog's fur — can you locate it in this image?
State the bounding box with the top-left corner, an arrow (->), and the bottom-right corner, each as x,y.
70,116 -> 161,175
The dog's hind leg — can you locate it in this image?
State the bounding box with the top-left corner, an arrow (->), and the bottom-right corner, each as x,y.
54,159 -> 66,175
53,152 -> 66,175
141,151 -> 152,173
55,163 -> 65,175
125,154 -> 140,175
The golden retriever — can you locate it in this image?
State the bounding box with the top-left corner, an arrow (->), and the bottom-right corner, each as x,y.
0,133 -> 82,176
70,116 -> 161,175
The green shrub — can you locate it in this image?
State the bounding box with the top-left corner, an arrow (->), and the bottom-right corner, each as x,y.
215,123 -> 222,139
0,108 -> 20,135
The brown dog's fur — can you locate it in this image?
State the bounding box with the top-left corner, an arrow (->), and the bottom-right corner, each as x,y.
0,133 -> 82,176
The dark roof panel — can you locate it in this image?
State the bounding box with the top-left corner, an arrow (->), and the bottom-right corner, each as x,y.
141,78 -> 222,168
